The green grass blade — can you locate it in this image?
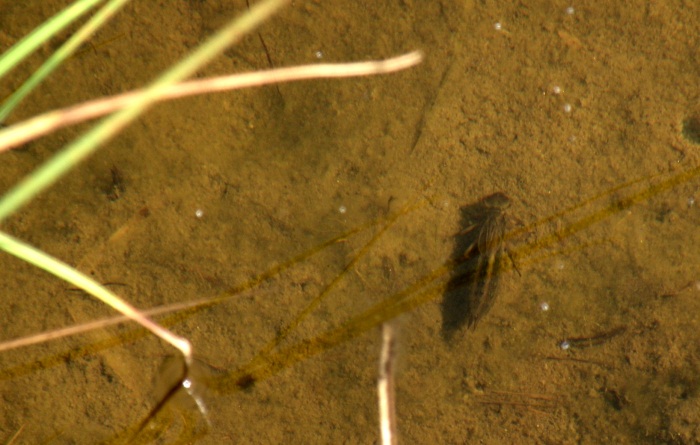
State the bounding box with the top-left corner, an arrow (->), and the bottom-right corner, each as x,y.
0,0 -> 128,123
0,229 -> 193,361
0,230 -> 140,321
0,0 -> 103,81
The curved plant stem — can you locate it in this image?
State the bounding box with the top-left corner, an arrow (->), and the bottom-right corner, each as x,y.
0,230 -> 192,358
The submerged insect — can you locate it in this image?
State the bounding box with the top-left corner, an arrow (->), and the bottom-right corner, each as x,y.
441,192 -> 511,338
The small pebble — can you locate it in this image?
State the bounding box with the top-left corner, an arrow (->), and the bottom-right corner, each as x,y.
563,103 -> 572,113
195,208 -> 204,218
494,22 -> 502,31
559,340 -> 571,350
338,205 -> 347,214
565,6 -> 575,15
540,301 -> 550,311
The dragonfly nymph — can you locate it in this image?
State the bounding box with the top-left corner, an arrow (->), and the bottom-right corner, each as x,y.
441,192 -> 512,340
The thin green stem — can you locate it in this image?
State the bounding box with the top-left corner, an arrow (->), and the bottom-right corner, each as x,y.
0,0 -> 129,122
0,230 -> 192,359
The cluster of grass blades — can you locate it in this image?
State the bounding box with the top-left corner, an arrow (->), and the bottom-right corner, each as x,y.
0,0 -> 422,442
3,1 -> 699,443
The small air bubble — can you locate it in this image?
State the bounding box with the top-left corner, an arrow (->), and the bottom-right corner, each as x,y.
563,103 -> 572,113
540,302 -> 550,311
195,209 -> 204,218
338,205 -> 347,214
494,22 -> 502,31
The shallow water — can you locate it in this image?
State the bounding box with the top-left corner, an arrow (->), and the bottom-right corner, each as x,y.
0,0 -> 699,443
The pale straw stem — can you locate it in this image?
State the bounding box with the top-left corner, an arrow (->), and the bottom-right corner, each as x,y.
0,51 -> 423,153
378,323 -> 397,445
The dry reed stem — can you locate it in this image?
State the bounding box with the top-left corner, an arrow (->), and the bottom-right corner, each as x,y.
0,294 -> 224,353
0,51 -> 423,153
378,323 -> 397,445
